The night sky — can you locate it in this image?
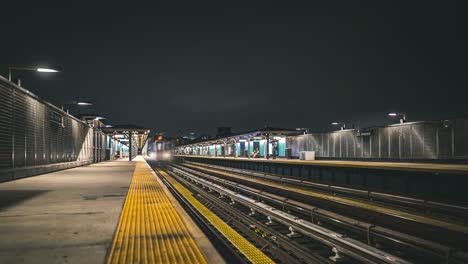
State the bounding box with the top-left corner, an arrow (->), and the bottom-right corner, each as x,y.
2,1 -> 467,136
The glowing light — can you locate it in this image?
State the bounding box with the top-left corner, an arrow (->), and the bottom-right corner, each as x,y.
162,152 -> 172,159
388,112 -> 398,117
37,68 -> 59,72
331,122 -> 339,125
77,101 -> 93,106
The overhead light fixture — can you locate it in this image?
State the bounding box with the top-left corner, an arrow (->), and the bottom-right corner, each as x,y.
7,65 -> 62,85
76,101 -> 93,106
331,122 -> 346,130
37,68 -> 59,72
387,112 -> 406,123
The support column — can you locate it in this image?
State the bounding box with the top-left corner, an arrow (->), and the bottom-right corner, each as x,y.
247,138 -> 251,159
234,139 -> 238,158
129,132 -> 132,161
214,144 -> 217,157
266,133 -> 270,160
224,141 -> 227,158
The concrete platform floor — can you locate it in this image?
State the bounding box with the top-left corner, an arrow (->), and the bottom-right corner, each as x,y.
0,159 -> 136,264
0,158 -> 225,264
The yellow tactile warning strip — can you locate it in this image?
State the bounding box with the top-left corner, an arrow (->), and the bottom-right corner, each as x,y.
107,160 -> 207,264
185,163 -> 468,235
156,168 -> 275,264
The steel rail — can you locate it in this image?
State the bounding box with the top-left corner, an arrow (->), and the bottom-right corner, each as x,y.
163,168 -> 329,264
173,163 -> 468,264
185,161 -> 468,218
170,165 -> 412,264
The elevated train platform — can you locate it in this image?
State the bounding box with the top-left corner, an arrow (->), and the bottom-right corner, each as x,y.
0,157 -> 228,264
2,154 -> 468,263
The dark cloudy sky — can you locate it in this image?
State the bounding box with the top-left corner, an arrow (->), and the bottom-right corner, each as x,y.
1,1 -> 467,136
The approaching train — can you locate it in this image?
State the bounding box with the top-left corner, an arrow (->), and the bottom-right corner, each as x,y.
147,134 -> 176,161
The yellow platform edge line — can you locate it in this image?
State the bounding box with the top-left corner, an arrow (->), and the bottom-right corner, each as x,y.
106,160 -> 207,264
186,163 -> 468,235
156,167 -> 275,264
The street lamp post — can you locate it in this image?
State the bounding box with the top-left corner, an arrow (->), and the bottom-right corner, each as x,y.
331,122 -> 346,130
388,112 -> 406,124
8,66 -> 62,81
61,101 -> 93,113
8,66 -> 62,88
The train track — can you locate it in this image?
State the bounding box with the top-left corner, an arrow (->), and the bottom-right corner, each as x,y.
169,161 -> 468,264
183,161 -> 468,220
151,161 -> 419,263
165,169 -> 330,263
181,161 -> 468,249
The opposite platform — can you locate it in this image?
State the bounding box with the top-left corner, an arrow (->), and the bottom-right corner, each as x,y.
175,155 -> 468,174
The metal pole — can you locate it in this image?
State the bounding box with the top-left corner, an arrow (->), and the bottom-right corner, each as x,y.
266,134 -> 270,160
247,138 -> 250,159
234,139 -> 238,158
224,141 -> 227,158
129,132 -> 132,161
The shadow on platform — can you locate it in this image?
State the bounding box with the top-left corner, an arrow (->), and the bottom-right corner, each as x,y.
0,190 -> 50,211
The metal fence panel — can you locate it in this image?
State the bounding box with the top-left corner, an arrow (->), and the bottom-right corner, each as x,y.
454,118 -> 468,158
0,85 -> 13,168
0,78 -> 96,171
400,125 -> 411,159
423,123 -> 438,159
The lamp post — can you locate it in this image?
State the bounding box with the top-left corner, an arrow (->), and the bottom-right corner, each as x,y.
8,66 -> 62,84
331,122 -> 346,130
388,112 -> 406,124
61,100 -> 93,113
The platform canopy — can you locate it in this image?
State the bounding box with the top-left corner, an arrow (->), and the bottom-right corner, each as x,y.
102,124 -> 150,149
179,127 -> 302,147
